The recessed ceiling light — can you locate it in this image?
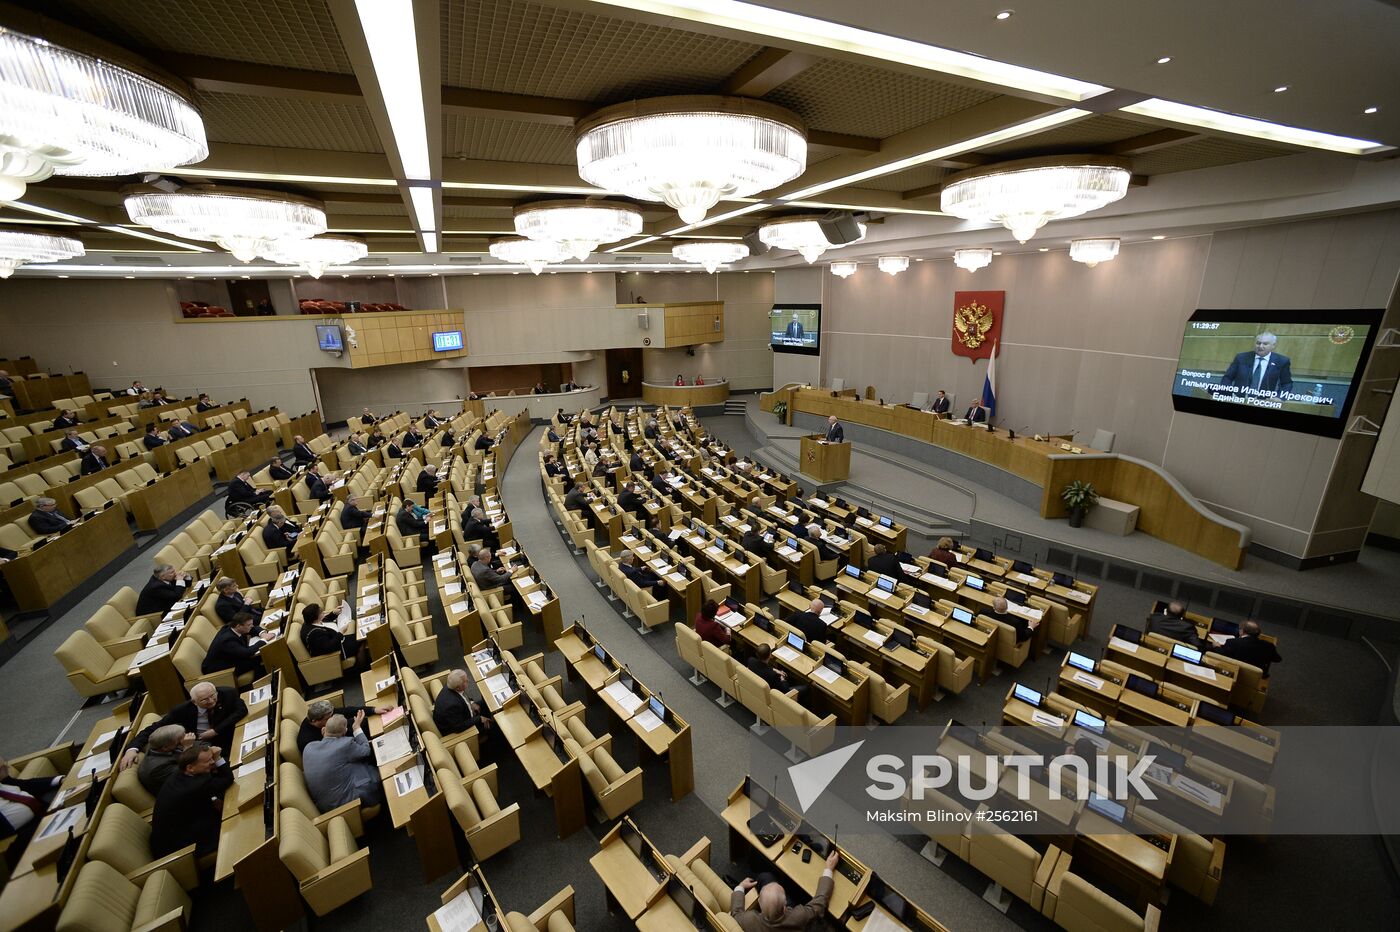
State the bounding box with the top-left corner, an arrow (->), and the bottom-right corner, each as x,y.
1273,85 -> 1289,93
993,251 -> 1002,256
57,274 -> 69,278
1156,56 -> 1172,65
1038,247 -> 1049,252
124,275 -> 135,279
241,274 -> 250,279
1152,235 -> 1166,240
995,10 -> 1014,20
186,275 -> 195,279
1364,106 -> 1379,114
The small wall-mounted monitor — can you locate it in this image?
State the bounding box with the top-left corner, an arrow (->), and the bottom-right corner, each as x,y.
432,330 -> 464,352
315,324 -> 344,351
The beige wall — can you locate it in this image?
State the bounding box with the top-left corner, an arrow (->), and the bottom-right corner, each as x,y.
312,363 -> 467,420
630,271 -> 776,391
772,267 -> 823,388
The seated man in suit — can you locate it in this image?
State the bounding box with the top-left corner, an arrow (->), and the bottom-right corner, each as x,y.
628,449 -> 646,473
644,416 -> 660,440
415,464 -> 441,497
385,439 -> 406,459
986,596 -> 1034,643
151,742 -> 232,856
142,423 -> 167,449
125,380 -> 145,396
60,428 -> 89,453
226,470 -> 272,511
136,563 -> 192,616
359,407 -> 378,425
1147,601 -> 1202,648
28,497 -> 74,534
135,725 -> 188,797
346,433 -> 368,456
866,543 -> 908,584
262,512 -> 300,551
471,548 -> 513,593
290,434 -> 317,467
461,507 -> 499,550
366,426 -> 386,448
195,393 -> 217,412
532,381 -> 547,394
202,612 -> 265,678
79,444 -> 110,475
0,754 -> 61,844
788,598 -> 830,644
120,682 -> 248,772
929,389 -> 951,415
304,463 -> 331,502
963,399 -> 989,423
806,523 -> 838,563
401,424 -> 423,448
302,713 -> 384,814
546,424 -> 562,444
215,577 -> 263,626
747,644 -> 809,705
165,418 -> 195,441
1219,331 -> 1293,397
423,409 -> 443,429
396,502 -> 430,542
741,528 -> 773,560
340,494 -> 372,530
617,482 -> 648,518
732,853 -> 837,931
563,482 -> 590,513
52,409 -> 78,431
1209,619 -> 1282,674
433,669 -> 493,736
474,431 -> 494,451
440,425 -> 457,448
267,457 -> 294,481
296,698 -> 388,755
618,551 -> 666,596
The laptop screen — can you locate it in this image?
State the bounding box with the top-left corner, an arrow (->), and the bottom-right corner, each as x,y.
1012,560 -> 1034,573
648,695 -> 665,720
880,516 -> 893,527
787,537 -> 799,549
1067,651 -> 1096,673
1194,702 -> 1234,725
1171,644 -> 1204,664
912,592 -> 932,609
823,655 -> 846,677
1086,793 -> 1127,824
877,575 -> 896,592
1126,674 -> 1158,697
1013,683 -> 1042,707
1052,572 -> 1075,587
887,628 -> 913,649
593,644 -> 606,662
844,564 -> 862,579
965,576 -> 985,591
1210,619 -> 1240,637
951,607 -> 974,625
1004,589 -> 1026,605
924,561 -> 947,577
1115,626 -> 1142,644
786,631 -> 805,652
1149,742 -> 1187,772
1073,710 -> 1106,735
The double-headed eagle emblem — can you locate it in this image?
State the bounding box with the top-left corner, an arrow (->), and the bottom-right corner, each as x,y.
954,300 -> 994,349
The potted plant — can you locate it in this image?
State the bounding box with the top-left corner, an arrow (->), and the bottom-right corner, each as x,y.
773,400 -> 788,423
1061,480 -> 1099,528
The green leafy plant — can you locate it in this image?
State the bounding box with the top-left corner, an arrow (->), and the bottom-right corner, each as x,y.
1061,480 -> 1099,511
773,400 -> 788,421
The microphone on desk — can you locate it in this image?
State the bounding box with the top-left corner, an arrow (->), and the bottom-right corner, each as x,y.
985,418 -> 995,433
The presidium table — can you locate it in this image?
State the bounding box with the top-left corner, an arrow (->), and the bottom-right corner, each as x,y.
798,434 -> 851,482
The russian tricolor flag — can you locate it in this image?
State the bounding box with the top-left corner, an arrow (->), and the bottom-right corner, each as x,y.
982,340 -> 998,417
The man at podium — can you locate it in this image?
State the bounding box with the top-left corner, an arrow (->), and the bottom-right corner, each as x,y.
824,415 -> 844,443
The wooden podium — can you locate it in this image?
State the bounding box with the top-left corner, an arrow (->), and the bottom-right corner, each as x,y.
799,434 -> 851,482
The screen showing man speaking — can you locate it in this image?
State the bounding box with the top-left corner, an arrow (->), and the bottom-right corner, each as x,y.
1170,309 -> 1380,437
770,304 -> 821,356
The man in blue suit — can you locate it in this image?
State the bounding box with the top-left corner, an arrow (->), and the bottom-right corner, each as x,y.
1220,331 -> 1293,396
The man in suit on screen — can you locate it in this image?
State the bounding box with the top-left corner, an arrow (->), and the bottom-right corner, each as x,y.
783,310 -> 805,342
1220,331 -> 1293,396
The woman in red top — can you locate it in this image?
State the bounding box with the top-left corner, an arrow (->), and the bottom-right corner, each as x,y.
693,599 -> 730,648
674,374 -> 685,386
928,536 -> 959,567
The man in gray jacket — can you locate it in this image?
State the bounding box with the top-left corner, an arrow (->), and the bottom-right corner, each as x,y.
302,712 -> 382,813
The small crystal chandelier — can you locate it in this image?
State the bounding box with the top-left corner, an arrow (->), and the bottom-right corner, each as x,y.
489,237 -> 569,275
264,235 -> 368,279
1070,237 -> 1120,267
829,260 -> 858,278
941,155 -> 1132,243
576,96 -> 807,224
0,230 -> 84,277
758,215 -> 865,264
0,20 -> 207,201
953,248 -> 994,273
877,256 -> 910,276
671,241 -> 749,273
124,186 -> 326,261
513,200 -> 644,260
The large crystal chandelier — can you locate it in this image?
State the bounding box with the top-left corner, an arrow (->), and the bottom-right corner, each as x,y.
758,215 -> 865,264
671,241 -> 749,273
877,256 -> 910,276
829,260 -> 858,278
124,186 -> 327,261
513,200 -> 643,261
0,230 -> 84,277
264,235 -> 368,279
953,248 -> 993,272
0,19 -> 207,201
489,237 -> 569,275
941,156 -> 1132,243
576,96 -> 807,224
1070,237 -> 1120,267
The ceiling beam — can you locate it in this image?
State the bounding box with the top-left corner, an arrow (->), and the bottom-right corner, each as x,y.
440,87 -> 588,125
1101,128 -> 1205,156
155,53 -> 362,104
901,183 -> 941,201
721,47 -> 817,96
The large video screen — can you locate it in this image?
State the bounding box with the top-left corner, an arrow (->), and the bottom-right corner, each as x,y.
1170,309 -> 1381,437
770,304 -> 821,356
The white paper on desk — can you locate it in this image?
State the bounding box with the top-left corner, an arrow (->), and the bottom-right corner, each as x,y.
820,611 -> 839,625
235,760 -> 264,780
1009,604 -> 1042,621
855,516 -> 873,527
440,582 -> 461,596
393,765 -> 425,797
1013,572 -> 1039,585
1108,636 -> 1139,653
432,889 -> 483,932
35,804 -> 83,842
359,592 -> 381,609
621,534 -> 637,544
733,562 -> 752,574
863,630 -> 888,646
808,498 -> 828,508
472,648 -> 494,666
633,709 -> 666,733
812,665 -> 839,685
922,573 -> 957,590
663,572 -> 686,586
374,676 -> 396,694
330,478 -> 345,490
238,735 -> 267,759
766,506 -> 785,517
527,590 -> 549,608
75,754 -> 108,779
433,523 -> 446,534
171,597 -> 195,611
373,728 -> 411,765
774,645 -> 800,663
129,643 -> 170,670
1071,671 -> 1104,689
434,553 -> 453,565
151,619 -> 184,640
1171,774 -> 1223,809
264,609 -> 286,626
775,545 -> 796,558
907,604 -> 930,616
244,684 -> 273,706
705,545 -> 723,557
649,558 -> 669,571
242,717 -> 270,740
91,729 -> 120,752
484,673 -> 511,696
449,600 -> 470,614
822,534 -> 844,547
1031,710 -> 1065,729
1184,663 -> 1218,681
1064,589 -> 1091,603
280,568 -> 299,585
269,585 -> 292,600
668,528 -> 685,541
497,546 -> 517,559
869,589 -> 889,601
358,612 -> 381,628
1208,633 -> 1229,647
440,566 -> 457,577
602,681 -> 643,714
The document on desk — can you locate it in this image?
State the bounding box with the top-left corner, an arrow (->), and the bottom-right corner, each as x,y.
263,609 -> 286,626
649,558 -> 671,572
372,728 -> 412,766
602,681 -> 644,715
705,545 -> 724,557
527,590 -> 549,608
35,804 -> 83,842
280,568 -> 300,585
434,553 -> 454,566
242,716 -> 270,740
632,709 -> 665,733
1071,671 -> 1104,690
244,684 -> 273,706
855,516 -> 873,527
1064,589 -> 1091,603
1031,710 -> 1065,729
237,735 -> 267,760
472,648 -> 495,667
75,754 -> 108,780
907,604 -> 929,616
497,546 -> 518,560
90,729 -> 120,753
1171,774 -> 1223,809
128,643 -> 171,671
1183,663 -> 1218,681
1012,572 -> 1040,585
774,645 -> 800,663
863,630 -> 888,646
863,906 -> 904,932
374,676 -> 396,694
432,888 -> 483,932
775,545 -> 796,557
269,585 -> 292,601
668,528 -> 686,541
449,600 -> 470,614
766,506 -> 786,518
443,582 -> 462,595
668,572 -> 688,585
440,566 -> 457,577
820,611 -> 839,625
869,589 -> 889,600
812,665 -> 839,685
922,574 -> 958,591
359,592 -> 381,609
484,673 -> 512,698
433,522 -> 446,534
234,759 -> 264,780
1208,633 -> 1230,647
358,613 -> 382,631
808,497 -> 828,508
393,764 -> 425,797
1108,636 -> 1139,653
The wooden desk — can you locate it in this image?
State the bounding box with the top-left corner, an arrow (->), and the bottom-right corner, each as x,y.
641,381 -> 730,407
1,503 -> 134,611
799,434 -> 850,482
590,828 -> 666,920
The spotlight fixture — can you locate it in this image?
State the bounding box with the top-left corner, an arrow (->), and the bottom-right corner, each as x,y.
877,255 -> 910,276
953,248 -> 994,272
1070,237 -> 1120,267
829,260 -> 858,278
513,200 -> 644,260
1156,56 -> 1172,64
995,10 -> 1014,20
940,155 -> 1132,243
671,241 -> 750,273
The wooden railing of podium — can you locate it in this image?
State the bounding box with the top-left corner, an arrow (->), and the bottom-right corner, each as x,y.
765,386 -> 1247,570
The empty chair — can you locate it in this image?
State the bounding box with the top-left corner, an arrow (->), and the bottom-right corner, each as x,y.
564,735 -> 643,821
56,860 -> 192,932
847,659 -> 910,724
278,806 -> 373,916
1046,860 -> 1161,932
911,391 -> 930,408
769,689 -> 836,761
437,768 -> 522,861
967,808 -> 1058,912
54,628 -> 133,698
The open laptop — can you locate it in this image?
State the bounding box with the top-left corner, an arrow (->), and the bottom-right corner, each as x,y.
1012,683 -> 1043,708
1125,674 -> 1159,698
1066,651 -> 1096,673
1171,644 -> 1204,665
950,606 -> 975,625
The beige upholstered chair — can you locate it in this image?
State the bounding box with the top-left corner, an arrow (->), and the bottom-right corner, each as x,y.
278,806 -> 373,916
57,861 -> 191,932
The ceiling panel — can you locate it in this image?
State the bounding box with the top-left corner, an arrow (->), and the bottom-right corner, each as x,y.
441,0 -> 762,103
322,202 -> 407,217
854,165 -> 952,194
443,204 -> 517,220
36,0 -> 353,73
442,114 -> 576,164
198,91 -> 384,153
1131,137 -> 1295,175
763,59 -> 999,138
978,113 -> 1153,156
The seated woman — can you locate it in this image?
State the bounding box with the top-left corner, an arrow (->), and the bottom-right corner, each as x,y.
301,603 -> 367,669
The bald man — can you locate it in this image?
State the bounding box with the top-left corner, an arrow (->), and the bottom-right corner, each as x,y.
731,850 -> 837,930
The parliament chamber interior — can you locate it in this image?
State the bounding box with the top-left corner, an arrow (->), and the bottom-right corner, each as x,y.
1,1 -> 1399,931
